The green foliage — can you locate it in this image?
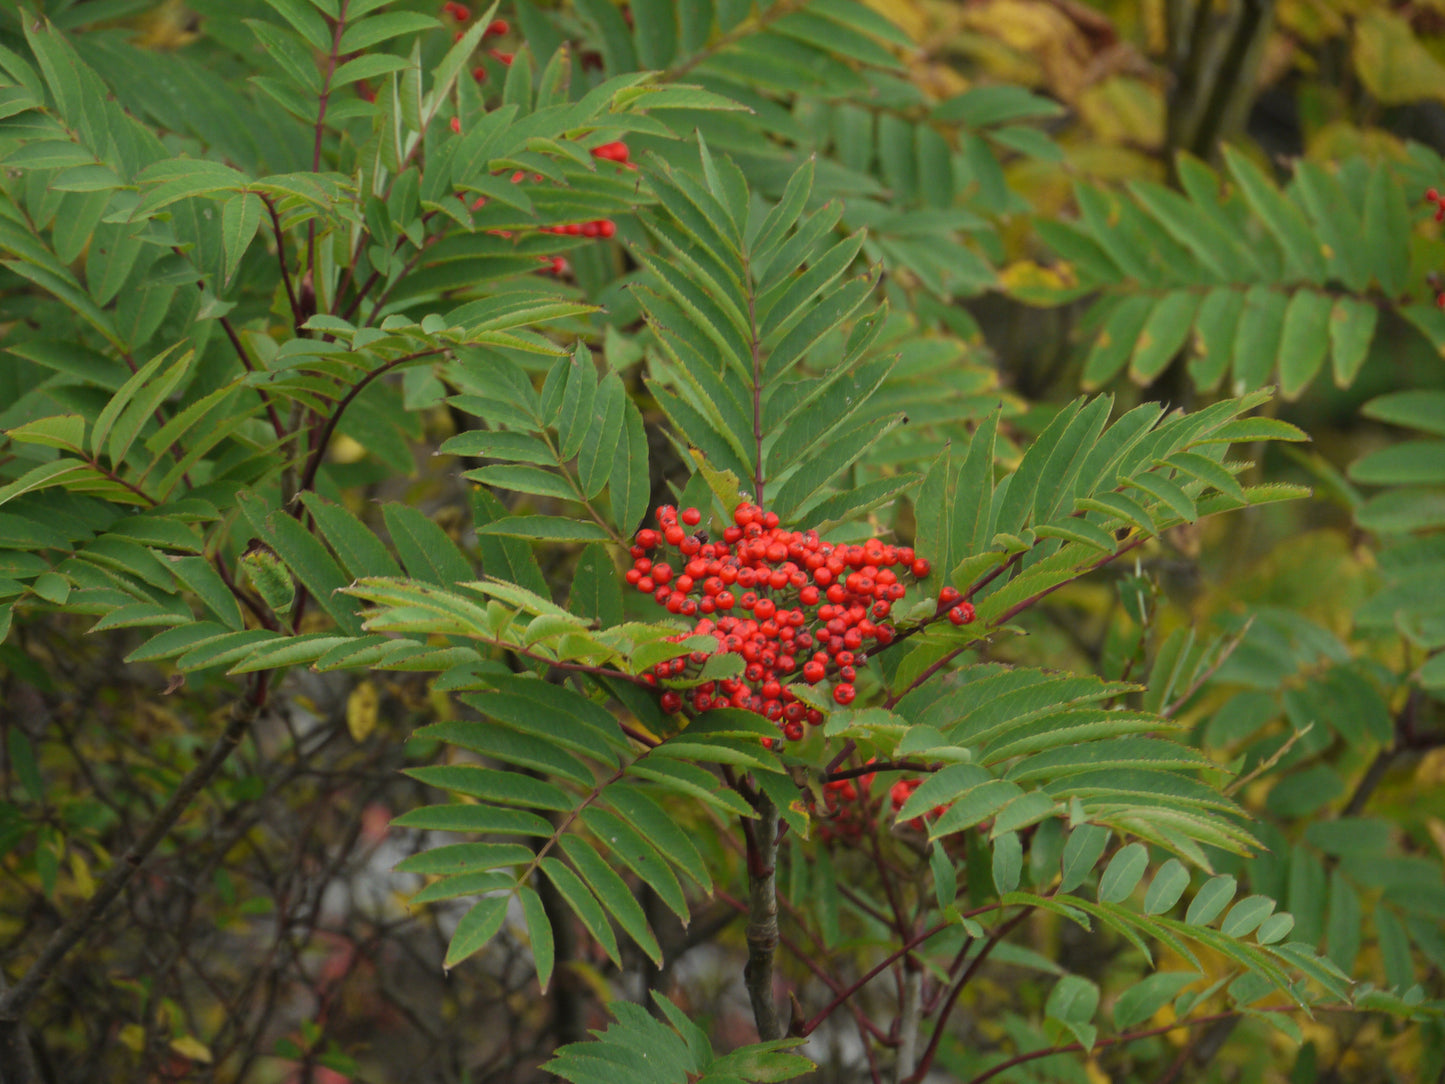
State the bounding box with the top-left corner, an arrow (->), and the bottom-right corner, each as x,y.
0,2 -> 1442,1083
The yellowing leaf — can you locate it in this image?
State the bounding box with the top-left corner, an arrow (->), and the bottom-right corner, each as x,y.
1354,11 -> 1445,105
1077,76 -> 1164,150
169,1035 -> 213,1064
68,851 -> 94,899
999,259 -> 1079,305
347,679 -> 379,742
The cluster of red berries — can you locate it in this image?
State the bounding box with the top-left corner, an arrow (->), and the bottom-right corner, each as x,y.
816,770 -> 876,842
812,770 -> 948,841
629,503 -> 953,742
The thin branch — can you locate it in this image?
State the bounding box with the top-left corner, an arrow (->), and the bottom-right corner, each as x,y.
220,314 -> 287,440
258,192 -> 304,333
1161,616 -> 1253,718
800,921 -> 951,1037
902,908 -> 1031,1084
964,1005 -> 1310,1084
296,347 -> 449,495
1224,722 -> 1313,798
0,675 -> 268,1027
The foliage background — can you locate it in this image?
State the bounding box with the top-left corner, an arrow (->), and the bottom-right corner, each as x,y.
0,0 -> 1442,1083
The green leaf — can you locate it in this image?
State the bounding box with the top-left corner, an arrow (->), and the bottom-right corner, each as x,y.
1113,971 -> 1201,1031
932,84 -> 1063,126
1059,824 -> 1110,893
390,803 -> 554,836
90,343 -> 184,462
476,515 -> 611,543
1188,287 -> 1245,391
1097,842 -> 1149,903
992,830 -> 1022,894
396,841 -> 536,876
605,784 -> 711,891
581,806 -> 688,922
577,373 -> 628,500
609,395 -> 650,537
301,493 -> 403,579
519,885 -> 556,993
539,855 -> 622,967
1220,894 -> 1276,938
1186,874 -> 1237,926
220,192 -> 264,286
1277,288 -> 1332,399
1130,291 -> 1199,383
1256,911 -> 1295,945
337,11 -> 440,53
405,765 -> 573,810
1349,441 -> 1445,486
239,492 -> 363,634
1360,390 -> 1445,435
559,836 -> 662,965
1327,876 -> 1362,973
1044,974 -> 1099,1051
1144,859 -> 1191,915
166,555 -> 245,630
1083,295 -> 1153,389
382,503 -> 473,587
443,895 -> 509,969
1329,296 -> 1378,388
1230,286 -> 1287,394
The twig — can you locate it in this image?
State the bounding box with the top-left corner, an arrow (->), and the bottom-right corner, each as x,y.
1161,616 -> 1253,718
0,676 -> 268,1033
902,908 -> 1031,1084
296,347 -> 449,495
258,192 -> 303,333
1224,723 -> 1312,797
963,1005 -> 1308,1084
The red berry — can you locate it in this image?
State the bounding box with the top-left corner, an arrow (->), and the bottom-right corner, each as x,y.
681,507 -> 701,526
486,18 -> 509,35
660,691 -> 682,713
833,683 -> 856,705
912,558 -> 931,579
449,116 -> 462,133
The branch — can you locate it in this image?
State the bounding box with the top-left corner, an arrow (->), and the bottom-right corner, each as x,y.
742,791 -> 783,1040
296,347 -> 449,496
963,1005 -> 1309,1084
800,921 -> 950,1037
258,192 -> 304,334
0,676 -> 268,1031
902,908 -> 1031,1084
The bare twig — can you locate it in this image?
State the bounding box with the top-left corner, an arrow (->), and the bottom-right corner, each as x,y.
0,676 -> 269,1036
